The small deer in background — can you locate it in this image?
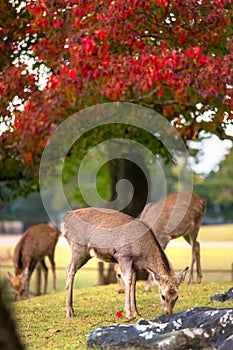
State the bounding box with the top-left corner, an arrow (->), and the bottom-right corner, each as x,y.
7,224 -> 60,300
115,192 -> 205,293
62,207 -> 188,319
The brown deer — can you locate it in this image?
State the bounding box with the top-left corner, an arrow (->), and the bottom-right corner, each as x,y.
62,207 -> 188,319
115,192 -> 205,292
7,224 -> 60,300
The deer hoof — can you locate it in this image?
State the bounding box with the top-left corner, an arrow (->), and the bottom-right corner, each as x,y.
118,289 -> 125,294
126,315 -> 135,320
126,311 -> 138,320
66,307 -> 75,318
187,278 -> 193,285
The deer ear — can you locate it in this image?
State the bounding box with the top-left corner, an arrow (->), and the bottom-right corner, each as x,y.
7,271 -> 13,282
176,266 -> 189,285
148,269 -> 164,285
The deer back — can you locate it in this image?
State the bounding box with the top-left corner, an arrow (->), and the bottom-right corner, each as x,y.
63,207 -> 173,277
140,192 -> 206,243
63,208 -> 151,249
13,224 -> 60,274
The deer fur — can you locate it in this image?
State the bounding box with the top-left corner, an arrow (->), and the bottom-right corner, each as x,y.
7,224 -> 60,300
141,192 -> 205,288
114,192 -> 205,293
114,263 -> 125,293
62,207 -> 188,319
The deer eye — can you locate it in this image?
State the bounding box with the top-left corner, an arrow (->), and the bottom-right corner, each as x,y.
161,294 -> 165,301
174,296 -> 179,302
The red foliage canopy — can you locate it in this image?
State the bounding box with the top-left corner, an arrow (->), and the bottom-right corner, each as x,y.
0,0 -> 232,186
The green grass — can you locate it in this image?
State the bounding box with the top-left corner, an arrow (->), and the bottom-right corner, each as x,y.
1,225 -> 233,349
8,281 -> 233,350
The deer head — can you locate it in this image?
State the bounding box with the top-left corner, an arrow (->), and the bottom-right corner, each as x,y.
7,268 -> 29,300
150,267 -> 188,314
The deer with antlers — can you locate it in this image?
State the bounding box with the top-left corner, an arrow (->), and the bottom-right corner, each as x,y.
7,224 -> 60,300
62,207 -> 188,319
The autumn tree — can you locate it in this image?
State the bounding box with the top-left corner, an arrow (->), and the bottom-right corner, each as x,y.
1,0 -> 233,211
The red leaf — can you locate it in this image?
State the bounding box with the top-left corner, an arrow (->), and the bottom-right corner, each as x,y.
184,46 -> 202,58
68,69 -> 76,79
115,311 -> 123,318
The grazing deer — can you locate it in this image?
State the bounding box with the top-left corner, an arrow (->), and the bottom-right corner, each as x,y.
62,207 -> 188,319
114,192 -> 205,293
7,224 -> 60,300
141,192 -> 205,287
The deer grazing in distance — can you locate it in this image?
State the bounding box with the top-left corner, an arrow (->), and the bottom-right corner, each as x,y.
62,207 -> 188,319
114,192 -> 206,293
7,224 -> 60,300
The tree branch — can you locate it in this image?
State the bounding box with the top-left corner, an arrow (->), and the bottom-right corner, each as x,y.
215,127 -> 233,142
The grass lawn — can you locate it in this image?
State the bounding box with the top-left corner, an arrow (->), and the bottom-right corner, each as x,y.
0,225 -> 233,349
9,281 -> 233,350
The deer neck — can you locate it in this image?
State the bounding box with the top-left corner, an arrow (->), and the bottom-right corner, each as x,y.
147,250 -> 174,278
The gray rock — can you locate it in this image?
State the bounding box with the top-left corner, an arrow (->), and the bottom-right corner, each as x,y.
210,287 -> 233,302
218,335 -> 233,350
87,307 -> 233,349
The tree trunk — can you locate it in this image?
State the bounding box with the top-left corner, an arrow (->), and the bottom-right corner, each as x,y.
108,156 -> 150,217
103,156 -> 150,284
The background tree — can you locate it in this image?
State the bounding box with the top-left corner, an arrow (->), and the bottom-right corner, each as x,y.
194,147 -> 233,222
1,0 -> 232,211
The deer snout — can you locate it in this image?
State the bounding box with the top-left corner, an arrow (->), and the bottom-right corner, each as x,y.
164,306 -> 172,315
160,293 -> 176,315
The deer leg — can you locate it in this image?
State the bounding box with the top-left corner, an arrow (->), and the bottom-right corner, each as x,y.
66,244 -> 90,318
23,260 -> 37,299
183,236 -> 195,285
48,254 -> 56,293
24,278 -> 30,299
143,273 -> 153,293
119,260 -> 137,319
188,242 -> 196,284
34,263 -> 42,296
66,262 -> 76,317
123,278 -> 133,319
195,241 -> 202,283
130,270 -> 138,318
40,259 -> 48,295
